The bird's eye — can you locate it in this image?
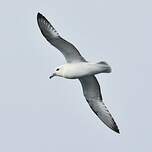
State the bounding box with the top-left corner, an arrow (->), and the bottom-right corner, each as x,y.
56,68 -> 59,71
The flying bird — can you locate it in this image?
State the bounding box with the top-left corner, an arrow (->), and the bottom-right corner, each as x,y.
37,13 -> 120,133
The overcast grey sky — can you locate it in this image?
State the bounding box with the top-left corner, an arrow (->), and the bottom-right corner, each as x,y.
0,0 -> 152,151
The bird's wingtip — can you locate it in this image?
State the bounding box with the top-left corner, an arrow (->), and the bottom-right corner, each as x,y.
115,128 -> 120,134
37,12 -> 43,19
37,12 -> 49,24
113,125 -> 120,134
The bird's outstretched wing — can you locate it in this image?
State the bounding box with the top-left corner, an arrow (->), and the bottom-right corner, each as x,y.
37,13 -> 86,63
79,76 -> 120,133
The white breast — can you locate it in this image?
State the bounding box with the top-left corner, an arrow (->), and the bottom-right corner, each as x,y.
62,62 -> 110,79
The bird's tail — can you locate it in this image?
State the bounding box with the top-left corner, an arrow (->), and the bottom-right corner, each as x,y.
97,61 -> 112,73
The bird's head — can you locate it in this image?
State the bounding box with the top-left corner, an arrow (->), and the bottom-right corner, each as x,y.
49,65 -> 64,79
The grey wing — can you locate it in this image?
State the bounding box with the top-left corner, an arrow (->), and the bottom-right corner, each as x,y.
79,76 -> 120,133
37,13 -> 86,63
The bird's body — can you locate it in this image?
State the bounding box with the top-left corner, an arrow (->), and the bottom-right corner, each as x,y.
55,62 -> 111,79
37,13 -> 120,133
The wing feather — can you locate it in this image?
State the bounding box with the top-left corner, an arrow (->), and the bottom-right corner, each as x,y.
37,13 -> 85,63
79,76 -> 120,133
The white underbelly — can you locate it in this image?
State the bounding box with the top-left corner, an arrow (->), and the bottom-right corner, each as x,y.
63,62 -> 110,79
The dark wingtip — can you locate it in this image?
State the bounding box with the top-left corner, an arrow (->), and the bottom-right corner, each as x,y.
37,12 -> 49,25
113,125 -> 120,134
37,12 -> 43,20
115,128 -> 120,134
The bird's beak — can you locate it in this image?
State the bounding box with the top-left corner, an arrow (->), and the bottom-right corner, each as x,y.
49,73 -> 55,79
